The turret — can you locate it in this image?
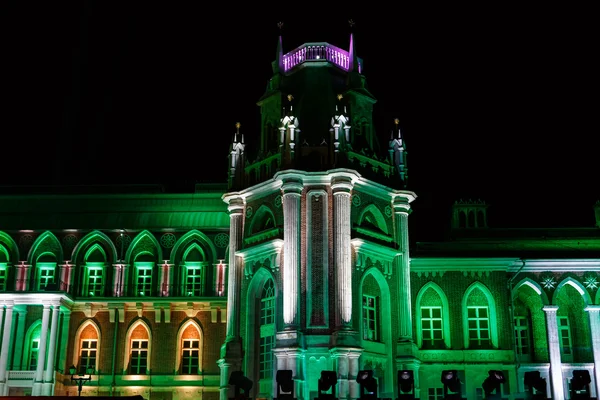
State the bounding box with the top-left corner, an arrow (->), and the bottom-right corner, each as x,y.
228,122 -> 245,188
388,118 -> 408,188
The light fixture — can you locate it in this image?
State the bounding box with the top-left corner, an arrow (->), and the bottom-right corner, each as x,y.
524,371 -> 547,400
398,370 -> 414,399
356,370 -> 378,400
276,369 -> 294,400
69,364 -> 93,397
481,370 -> 505,399
317,370 -> 337,400
229,370 -> 253,400
441,370 -> 462,400
570,370 -> 591,399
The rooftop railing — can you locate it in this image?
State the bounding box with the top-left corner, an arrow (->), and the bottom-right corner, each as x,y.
282,42 -> 363,73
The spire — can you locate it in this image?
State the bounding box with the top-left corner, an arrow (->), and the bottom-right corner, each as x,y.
388,118 -> 408,187
348,19 -> 359,73
274,21 -> 284,73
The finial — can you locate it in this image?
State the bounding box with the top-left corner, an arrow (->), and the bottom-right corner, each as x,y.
394,118 -> 399,125
348,19 -> 355,29
287,94 -> 293,102
337,94 -> 343,101
235,122 -> 241,129
277,21 -> 284,31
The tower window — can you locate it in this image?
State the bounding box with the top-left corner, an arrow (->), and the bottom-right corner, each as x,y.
362,295 -> 380,341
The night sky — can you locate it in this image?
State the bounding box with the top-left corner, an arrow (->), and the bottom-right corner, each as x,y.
2,3 -> 597,240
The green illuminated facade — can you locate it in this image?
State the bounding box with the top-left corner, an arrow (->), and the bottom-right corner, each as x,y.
0,32 -> 599,400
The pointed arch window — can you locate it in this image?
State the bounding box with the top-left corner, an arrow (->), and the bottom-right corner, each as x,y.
37,262 -> 57,290
462,282 -> 498,349
176,321 -> 203,375
124,320 -> 152,375
73,321 -> 101,373
558,315 -> 573,359
259,279 -> 275,379
0,262 -> 7,291
28,339 -> 40,370
134,261 -> 154,297
84,262 -> 104,296
362,294 -> 380,341
416,282 -> 451,349
183,262 -> 205,296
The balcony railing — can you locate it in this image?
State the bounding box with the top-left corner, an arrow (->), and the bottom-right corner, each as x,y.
282,42 -> 363,73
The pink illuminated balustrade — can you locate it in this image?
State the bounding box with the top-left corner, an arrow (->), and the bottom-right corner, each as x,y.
282,42 -> 363,73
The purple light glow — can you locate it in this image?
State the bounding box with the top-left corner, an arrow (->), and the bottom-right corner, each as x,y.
282,42 -> 363,73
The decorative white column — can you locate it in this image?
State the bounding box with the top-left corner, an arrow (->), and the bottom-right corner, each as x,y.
59,261 -> 73,292
393,196 -> 413,341
219,195 -> 245,400
32,304 -> 51,396
112,262 -> 124,296
159,261 -> 173,297
586,305 -> 600,398
57,310 -> 71,374
12,308 -> 27,370
42,303 -> 61,394
225,196 -> 244,339
0,303 -> 14,395
332,176 -> 353,329
282,177 -> 302,328
543,305 -> 564,400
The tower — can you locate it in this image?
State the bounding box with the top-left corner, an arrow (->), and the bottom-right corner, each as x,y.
220,23 -> 416,400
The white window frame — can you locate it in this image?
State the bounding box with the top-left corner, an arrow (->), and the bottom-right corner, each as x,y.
130,339 -> 149,375
183,262 -> 204,296
181,339 -> 200,374
79,339 -> 98,373
421,306 -> 444,348
362,294 -> 379,341
134,262 -> 153,297
37,262 -> 56,290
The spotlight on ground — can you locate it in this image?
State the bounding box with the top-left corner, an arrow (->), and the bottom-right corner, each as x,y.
317,370 -> 337,400
570,370 -> 591,400
397,370 -> 414,400
441,370 -> 463,400
276,369 -> 294,400
357,370 -> 378,400
229,370 -> 253,400
524,371 -> 547,400
481,370 -> 505,400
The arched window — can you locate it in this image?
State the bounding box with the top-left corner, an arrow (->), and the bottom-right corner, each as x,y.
0,245 -> 9,291
462,282 -> 498,349
181,244 -> 206,297
81,244 -> 107,297
133,252 -> 155,297
35,252 -> 57,291
415,282 -> 451,349
259,279 -> 275,380
23,321 -> 43,371
124,319 -> 151,375
73,320 -> 101,373
175,320 -> 203,375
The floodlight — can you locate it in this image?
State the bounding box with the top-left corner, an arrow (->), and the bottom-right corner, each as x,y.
276,369 -> 294,400
482,370 -> 505,399
318,371 -> 337,400
571,370 -> 591,399
357,370 -> 378,400
229,370 -> 253,399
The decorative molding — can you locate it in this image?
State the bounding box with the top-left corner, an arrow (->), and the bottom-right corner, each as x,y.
351,238 -> 398,278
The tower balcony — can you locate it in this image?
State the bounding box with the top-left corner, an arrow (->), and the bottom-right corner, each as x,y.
282,42 -> 363,73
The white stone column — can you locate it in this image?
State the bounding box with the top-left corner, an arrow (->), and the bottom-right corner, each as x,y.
0,303 -> 14,395
43,303 -> 61,390
586,305 -> 600,398
112,263 -> 124,296
57,310 -> 71,374
394,196 -> 413,341
225,197 -> 244,339
543,305 -> 564,400
282,177 -> 302,328
159,261 -> 173,297
32,304 -> 51,396
332,176 -> 353,329
12,308 -> 27,370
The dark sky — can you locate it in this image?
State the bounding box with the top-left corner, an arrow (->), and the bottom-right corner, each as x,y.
2,3 -> 597,237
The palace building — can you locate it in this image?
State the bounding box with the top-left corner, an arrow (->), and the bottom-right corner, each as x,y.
1,30 -> 600,400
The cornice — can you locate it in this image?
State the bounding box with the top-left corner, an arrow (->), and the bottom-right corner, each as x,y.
410,257 -> 520,271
